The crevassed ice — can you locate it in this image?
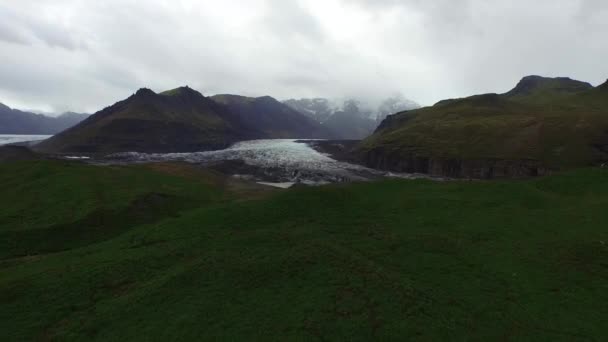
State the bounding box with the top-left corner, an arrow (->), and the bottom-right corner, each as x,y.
109,139 -> 364,172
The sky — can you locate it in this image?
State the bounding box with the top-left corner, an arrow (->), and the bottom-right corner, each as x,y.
0,0 -> 607,114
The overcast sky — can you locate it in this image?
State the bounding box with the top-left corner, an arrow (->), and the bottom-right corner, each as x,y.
0,0 -> 607,114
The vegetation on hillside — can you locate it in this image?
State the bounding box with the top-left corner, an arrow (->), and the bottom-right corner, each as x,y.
359,76 -> 608,170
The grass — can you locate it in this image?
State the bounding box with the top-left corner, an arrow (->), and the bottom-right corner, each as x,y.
1,160 -> 607,340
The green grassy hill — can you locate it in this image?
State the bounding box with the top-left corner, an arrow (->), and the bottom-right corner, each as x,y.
358,76 -> 608,178
1,160 -> 607,340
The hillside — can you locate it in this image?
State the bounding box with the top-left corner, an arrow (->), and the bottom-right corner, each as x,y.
211,94 -> 336,139
0,103 -> 88,134
1,160 -> 607,340
358,76 -> 608,178
36,87 -> 254,154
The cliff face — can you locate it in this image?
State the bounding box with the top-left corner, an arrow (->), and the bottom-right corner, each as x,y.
361,147 -> 549,179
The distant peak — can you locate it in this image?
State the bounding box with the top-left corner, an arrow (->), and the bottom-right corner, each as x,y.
160,86 -> 204,98
0,102 -> 10,111
599,79 -> 608,90
135,88 -> 156,97
506,75 -> 592,96
256,95 -> 278,103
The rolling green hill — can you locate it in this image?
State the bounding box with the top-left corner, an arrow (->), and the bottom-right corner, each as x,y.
1,160 -> 607,340
358,76 -> 608,178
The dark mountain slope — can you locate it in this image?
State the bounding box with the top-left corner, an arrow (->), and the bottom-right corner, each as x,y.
211,94 -> 336,139
358,76 -> 608,178
0,103 -> 88,134
37,87 -> 246,154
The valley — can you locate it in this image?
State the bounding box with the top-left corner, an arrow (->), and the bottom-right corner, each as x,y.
1,76 -> 607,341
3,1 -> 608,340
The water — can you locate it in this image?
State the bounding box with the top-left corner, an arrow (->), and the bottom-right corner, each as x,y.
0,134 -> 51,146
105,139 -> 430,186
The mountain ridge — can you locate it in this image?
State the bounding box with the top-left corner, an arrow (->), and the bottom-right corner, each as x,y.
37,87 -> 243,153
37,87 -> 336,154
0,103 -> 89,134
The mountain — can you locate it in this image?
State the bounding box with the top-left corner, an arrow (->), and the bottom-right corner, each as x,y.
284,95 -> 419,139
210,94 -> 336,139
358,76 -> 608,178
37,87 -> 249,153
37,87 -> 336,154
0,103 -> 89,134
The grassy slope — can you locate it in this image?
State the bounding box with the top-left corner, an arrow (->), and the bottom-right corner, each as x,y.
360,78 -> 608,168
1,161 -> 607,340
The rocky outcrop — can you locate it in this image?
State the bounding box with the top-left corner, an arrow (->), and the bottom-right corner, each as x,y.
361,147 -> 550,179
505,75 -> 593,97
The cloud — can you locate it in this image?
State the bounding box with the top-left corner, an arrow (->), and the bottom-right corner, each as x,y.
0,0 -> 606,113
